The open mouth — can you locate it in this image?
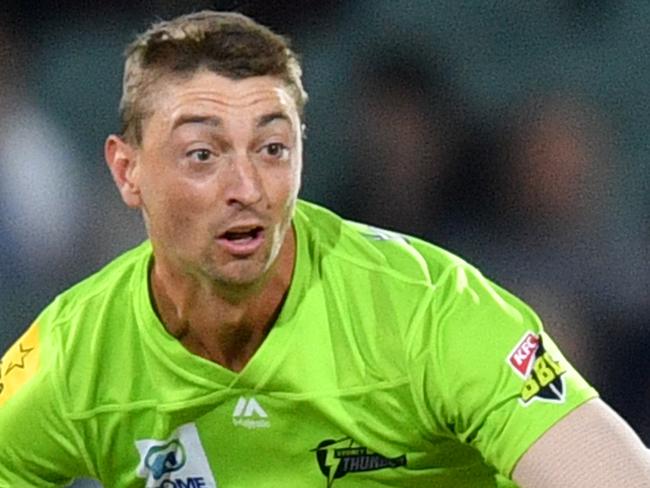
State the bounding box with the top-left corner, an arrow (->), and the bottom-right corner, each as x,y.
217,226 -> 265,256
222,226 -> 263,242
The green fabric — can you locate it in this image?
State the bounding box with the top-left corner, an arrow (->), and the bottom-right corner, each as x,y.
0,200 -> 597,487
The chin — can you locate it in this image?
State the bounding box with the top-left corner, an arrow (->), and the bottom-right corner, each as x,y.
206,260 -> 270,289
201,235 -> 285,289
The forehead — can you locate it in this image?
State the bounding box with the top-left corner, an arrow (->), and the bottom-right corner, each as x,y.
146,71 -> 299,130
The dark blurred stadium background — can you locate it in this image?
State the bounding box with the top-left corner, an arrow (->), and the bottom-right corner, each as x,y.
1,2 -> 648,486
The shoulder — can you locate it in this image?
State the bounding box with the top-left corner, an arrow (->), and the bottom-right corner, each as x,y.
295,200 -> 466,288
0,242 -> 151,411
294,201 -> 546,360
293,201 -> 529,356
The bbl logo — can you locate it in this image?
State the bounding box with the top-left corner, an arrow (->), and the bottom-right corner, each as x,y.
508,332 -> 567,406
312,437 -> 406,487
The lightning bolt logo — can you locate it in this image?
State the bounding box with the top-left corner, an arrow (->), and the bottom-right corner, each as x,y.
312,437 -> 408,486
312,437 -> 352,487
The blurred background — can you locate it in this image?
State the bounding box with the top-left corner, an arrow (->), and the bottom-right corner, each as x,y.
0,1 -> 648,486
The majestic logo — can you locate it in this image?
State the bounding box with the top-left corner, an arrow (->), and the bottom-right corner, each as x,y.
136,423 -> 217,488
0,322 -> 40,407
312,438 -> 406,487
232,396 -> 270,429
507,332 -> 567,406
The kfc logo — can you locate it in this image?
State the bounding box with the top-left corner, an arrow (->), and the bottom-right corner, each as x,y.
508,332 -> 540,378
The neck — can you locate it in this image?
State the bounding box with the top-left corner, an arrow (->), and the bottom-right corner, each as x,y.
150,228 -> 296,372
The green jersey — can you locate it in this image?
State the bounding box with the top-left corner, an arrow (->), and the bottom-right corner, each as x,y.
0,200 -> 597,487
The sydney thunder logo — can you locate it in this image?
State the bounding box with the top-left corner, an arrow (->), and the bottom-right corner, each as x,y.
313,438 -> 406,487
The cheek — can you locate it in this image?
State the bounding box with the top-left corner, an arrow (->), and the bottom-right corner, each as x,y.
143,180 -> 211,234
268,164 -> 301,204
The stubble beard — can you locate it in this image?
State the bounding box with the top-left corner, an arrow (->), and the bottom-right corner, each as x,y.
201,217 -> 291,292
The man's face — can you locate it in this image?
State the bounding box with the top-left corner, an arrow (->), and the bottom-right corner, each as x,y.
128,71 -> 302,287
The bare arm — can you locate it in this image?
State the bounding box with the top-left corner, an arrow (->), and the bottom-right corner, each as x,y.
512,398 -> 650,487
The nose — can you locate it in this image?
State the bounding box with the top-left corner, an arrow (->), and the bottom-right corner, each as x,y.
223,152 -> 264,208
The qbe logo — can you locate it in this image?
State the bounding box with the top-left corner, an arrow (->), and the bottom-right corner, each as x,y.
144,439 -> 186,479
150,479 -> 208,488
135,423 -> 217,487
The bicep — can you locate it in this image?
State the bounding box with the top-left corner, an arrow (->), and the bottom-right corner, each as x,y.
512,398 -> 650,487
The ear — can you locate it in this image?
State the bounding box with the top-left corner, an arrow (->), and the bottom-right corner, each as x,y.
105,135 -> 142,208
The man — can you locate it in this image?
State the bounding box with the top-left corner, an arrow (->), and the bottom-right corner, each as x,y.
0,10 -> 648,488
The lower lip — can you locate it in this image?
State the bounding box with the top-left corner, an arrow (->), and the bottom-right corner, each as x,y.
217,230 -> 265,257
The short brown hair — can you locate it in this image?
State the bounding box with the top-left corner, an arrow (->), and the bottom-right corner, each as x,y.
120,11 -> 308,144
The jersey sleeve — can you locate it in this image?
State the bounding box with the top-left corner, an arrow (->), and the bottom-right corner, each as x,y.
0,320 -> 89,487
407,262 -> 598,479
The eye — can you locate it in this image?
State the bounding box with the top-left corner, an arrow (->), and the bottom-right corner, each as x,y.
262,143 -> 289,159
187,148 -> 213,163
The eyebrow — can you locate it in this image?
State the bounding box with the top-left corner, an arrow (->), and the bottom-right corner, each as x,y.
170,111 -> 293,132
171,115 -> 222,131
256,111 -> 292,128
